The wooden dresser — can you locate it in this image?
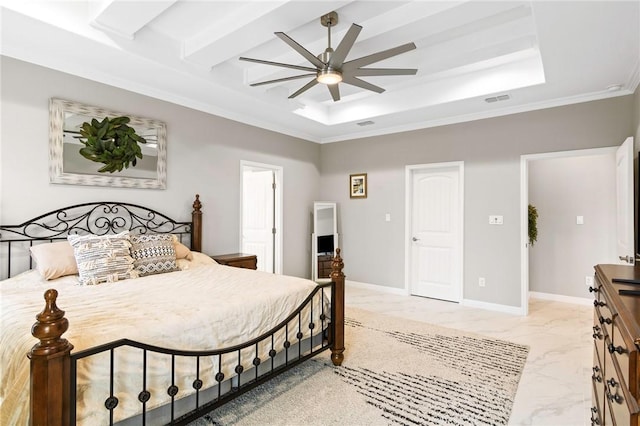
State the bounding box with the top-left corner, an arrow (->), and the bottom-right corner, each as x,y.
211,253 -> 257,270
591,264 -> 640,425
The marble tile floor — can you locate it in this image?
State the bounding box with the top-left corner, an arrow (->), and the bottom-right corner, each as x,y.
344,285 -> 593,426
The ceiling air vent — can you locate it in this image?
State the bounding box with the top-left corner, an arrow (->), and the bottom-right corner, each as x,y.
485,94 -> 511,103
357,120 -> 375,126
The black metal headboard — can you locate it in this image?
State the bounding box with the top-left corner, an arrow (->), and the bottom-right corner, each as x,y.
0,196 -> 202,279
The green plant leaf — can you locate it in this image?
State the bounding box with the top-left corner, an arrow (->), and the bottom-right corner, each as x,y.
77,115 -> 147,173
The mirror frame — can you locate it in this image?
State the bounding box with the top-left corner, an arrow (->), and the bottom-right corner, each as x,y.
312,201 -> 338,282
49,98 -> 167,189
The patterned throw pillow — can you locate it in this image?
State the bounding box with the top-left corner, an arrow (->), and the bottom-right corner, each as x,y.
67,232 -> 137,285
130,234 -> 179,277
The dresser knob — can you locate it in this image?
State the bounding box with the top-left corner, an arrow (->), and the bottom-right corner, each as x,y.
589,286 -> 600,293
593,300 -> 605,307
608,343 -> 625,354
590,416 -> 600,425
592,373 -> 602,383
607,390 -> 624,404
593,366 -> 600,373
606,378 -> 618,388
599,316 -> 612,325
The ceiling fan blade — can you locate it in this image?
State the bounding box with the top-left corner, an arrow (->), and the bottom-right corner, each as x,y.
342,76 -> 385,94
342,42 -> 416,71
239,57 -> 317,72
249,74 -> 318,87
289,78 -> 319,99
329,23 -> 362,68
328,84 -> 340,102
351,68 -> 418,77
275,32 -> 326,69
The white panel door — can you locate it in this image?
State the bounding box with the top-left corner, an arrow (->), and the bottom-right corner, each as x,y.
410,166 -> 462,302
616,137 -> 635,265
242,168 -> 274,272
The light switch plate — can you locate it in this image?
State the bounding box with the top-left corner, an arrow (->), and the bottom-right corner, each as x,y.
576,216 -> 584,225
489,215 -> 503,225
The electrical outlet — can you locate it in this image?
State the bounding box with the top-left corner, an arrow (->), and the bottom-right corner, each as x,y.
479,277 -> 486,287
585,276 -> 594,286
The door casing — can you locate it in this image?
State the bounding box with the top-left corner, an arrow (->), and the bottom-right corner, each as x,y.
520,146 -> 619,315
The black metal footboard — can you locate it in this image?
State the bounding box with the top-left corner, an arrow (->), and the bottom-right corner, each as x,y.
69,282 -> 335,425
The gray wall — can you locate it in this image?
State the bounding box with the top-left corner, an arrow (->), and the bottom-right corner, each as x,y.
0,56 -> 321,278
528,153 -> 616,298
320,96 -> 634,307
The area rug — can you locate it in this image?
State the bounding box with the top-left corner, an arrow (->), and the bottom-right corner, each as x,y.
188,307 -> 529,426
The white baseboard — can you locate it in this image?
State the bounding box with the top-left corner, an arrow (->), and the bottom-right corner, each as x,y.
460,299 -> 526,316
346,280 -> 409,296
529,291 -> 593,306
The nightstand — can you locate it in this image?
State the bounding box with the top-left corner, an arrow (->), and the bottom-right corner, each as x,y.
211,253 -> 257,270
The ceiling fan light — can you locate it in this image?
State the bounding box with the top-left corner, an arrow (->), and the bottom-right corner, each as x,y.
317,69 -> 342,85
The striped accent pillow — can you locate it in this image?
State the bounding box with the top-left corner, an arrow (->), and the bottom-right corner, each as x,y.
130,234 -> 179,277
68,232 -> 137,285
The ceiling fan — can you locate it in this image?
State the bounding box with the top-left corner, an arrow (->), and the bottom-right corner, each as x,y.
239,11 -> 417,102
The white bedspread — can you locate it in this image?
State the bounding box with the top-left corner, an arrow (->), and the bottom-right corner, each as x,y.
0,259 -> 326,425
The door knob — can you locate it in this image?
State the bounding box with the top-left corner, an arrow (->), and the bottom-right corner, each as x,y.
412,237 -> 419,242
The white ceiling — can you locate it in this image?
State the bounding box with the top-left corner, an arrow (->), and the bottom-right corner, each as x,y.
1,1 -> 639,143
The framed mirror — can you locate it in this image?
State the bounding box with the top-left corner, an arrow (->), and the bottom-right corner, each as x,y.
49,98 -> 167,189
312,202 -> 338,282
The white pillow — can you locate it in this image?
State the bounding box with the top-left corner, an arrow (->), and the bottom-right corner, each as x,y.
68,232 -> 137,285
30,241 -> 78,280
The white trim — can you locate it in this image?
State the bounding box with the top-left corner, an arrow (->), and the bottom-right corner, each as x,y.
520,146 -> 618,317
239,160 -> 284,274
461,298 -> 526,316
318,90 -> 633,144
346,280 -> 409,296
404,161 -> 464,302
529,291 -> 593,307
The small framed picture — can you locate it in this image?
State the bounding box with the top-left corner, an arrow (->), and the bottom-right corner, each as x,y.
349,173 -> 367,199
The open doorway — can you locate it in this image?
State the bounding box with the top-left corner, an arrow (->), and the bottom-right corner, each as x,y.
240,161 -> 283,274
520,147 -> 618,314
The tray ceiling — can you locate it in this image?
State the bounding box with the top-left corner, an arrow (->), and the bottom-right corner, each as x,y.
1,1 -> 638,143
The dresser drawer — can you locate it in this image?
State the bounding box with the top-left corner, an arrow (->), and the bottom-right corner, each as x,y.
593,343 -> 606,425
592,381 -> 603,425
604,338 -> 640,426
611,318 -> 640,399
597,301 -> 615,341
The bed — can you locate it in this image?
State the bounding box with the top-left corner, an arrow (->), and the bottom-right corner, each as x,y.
0,195 -> 345,425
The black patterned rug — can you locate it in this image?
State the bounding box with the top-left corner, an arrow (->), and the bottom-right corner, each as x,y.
188,308 -> 529,426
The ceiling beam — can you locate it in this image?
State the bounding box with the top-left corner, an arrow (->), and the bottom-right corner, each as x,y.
90,0 -> 178,40
183,1 -> 350,68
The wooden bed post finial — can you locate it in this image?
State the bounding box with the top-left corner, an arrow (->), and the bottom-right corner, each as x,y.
29,289 -> 74,426
192,194 -> 202,252
330,248 -> 345,366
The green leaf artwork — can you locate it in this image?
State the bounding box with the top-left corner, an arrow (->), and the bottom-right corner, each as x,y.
78,116 -> 147,173
528,204 -> 538,246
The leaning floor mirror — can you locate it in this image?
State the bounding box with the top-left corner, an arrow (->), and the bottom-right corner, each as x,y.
312,202 -> 339,282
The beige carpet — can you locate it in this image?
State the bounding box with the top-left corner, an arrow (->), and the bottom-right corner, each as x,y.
189,307 -> 529,426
